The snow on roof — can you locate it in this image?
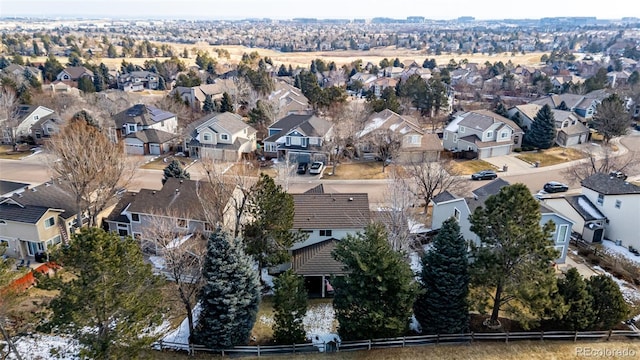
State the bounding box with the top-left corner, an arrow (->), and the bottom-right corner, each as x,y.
358,115 -> 388,137
577,197 -> 605,220
445,115 -> 463,132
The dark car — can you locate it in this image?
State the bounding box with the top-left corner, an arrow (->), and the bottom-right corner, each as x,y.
296,162 -> 308,174
543,181 -> 569,193
471,170 -> 498,181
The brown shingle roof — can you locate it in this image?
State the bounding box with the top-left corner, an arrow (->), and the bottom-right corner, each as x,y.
292,239 -> 346,276
292,193 -> 370,229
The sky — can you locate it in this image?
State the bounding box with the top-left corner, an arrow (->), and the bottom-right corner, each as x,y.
0,0 -> 635,20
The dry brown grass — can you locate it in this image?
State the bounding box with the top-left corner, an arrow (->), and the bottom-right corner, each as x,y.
515,147 -> 586,167
323,161 -> 391,180
0,145 -> 30,160
450,159 -> 498,175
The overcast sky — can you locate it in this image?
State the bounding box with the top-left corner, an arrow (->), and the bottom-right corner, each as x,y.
0,0 -> 634,20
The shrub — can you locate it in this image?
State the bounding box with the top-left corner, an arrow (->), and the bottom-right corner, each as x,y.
578,247 -> 593,257
586,253 -> 601,265
513,148 -> 522,153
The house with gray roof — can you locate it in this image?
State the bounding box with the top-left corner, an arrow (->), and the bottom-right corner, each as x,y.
531,90 -> 611,120
117,70 -> 162,92
443,109 -> 523,159
543,194 -> 606,243
184,112 -> 257,162
1,105 -> 55,144
170,78 -> 237,110
288,186 -> 370,297
2,63 -> 43,83
55,66 -> 94,84
263,113 -> 333,163
30,112 -> 63,145
578,173 -> 640,250
430,178 -> 571,264
507,104 -> 589,147
112,104 -> 179,155
0,180 -> 29,198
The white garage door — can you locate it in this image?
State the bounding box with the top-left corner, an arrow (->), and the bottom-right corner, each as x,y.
126,143 -> 144,155
490,146 -> 510,157
149,143 -> 161,155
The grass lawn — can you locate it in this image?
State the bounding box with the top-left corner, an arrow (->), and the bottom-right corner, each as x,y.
450,159 -> 497,175
515,147 -> 586,167
323,161 -> 391,180
0,145 -> 30,160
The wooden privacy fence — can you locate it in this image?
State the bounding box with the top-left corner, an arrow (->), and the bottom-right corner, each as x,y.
154,330 -> 640,357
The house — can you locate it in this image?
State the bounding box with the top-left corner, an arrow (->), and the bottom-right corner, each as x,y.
267,81 -> 312,119
531,90 -> 611,120
104,178 -> 239,243
170,79 -> 237,110
1,105 -> 55,144
358,109 -> 443,163
117,70 -> 162,92
262,113 -> 333,163
0,180 -> 29,198
1,64 -> 43,83
184,112 -> 257,161
542,195 -> 606,243
112,104 -> 179,155
371,77 -> 399,97
289,185 -> 370,297
55,66 -> 94,83
30,112 -> 63,144
430,178 -> 572,264
579,173 -> 640,250
507,104 -> 589,147
442,109 -> 523,159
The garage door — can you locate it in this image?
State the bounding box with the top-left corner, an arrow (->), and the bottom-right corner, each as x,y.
490,146 -> 510,157
126,143 -> 144,155
150,143 -> 161,155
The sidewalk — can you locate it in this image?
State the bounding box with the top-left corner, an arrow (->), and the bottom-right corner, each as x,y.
482,137 -> 629,177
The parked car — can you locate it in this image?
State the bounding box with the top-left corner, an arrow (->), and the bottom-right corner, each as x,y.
471,170 -> 498,180
609,171 -> 628,180
296,162 -> 308,174
629,246 -> 640,256
309,161 -> 324,175
543,181 -> 569,193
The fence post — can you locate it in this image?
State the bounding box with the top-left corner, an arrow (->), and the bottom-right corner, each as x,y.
471,332 -> 474,343
402,336 -> 406,347
540,330 -> 544,341
368,339 -> 371,350
257,344 -> 260,357
607,329 -> 612,341
293,342 -> 296,354
436,333 -> 440,345
505,331 -> 509,344
574,331 -> 578,342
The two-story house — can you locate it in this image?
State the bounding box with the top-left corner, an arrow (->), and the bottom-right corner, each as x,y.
542,194 -> 607,243
262,114 -> 333,163
112,104 -> 179,155
170,79 -> 238,110
30,112 -> 63,145
55,66 -> 94,84
267,81 -> 311,121
117,70 -> 162,92
184,112 -> 257,161
531,90 -> 611,120
358,109 -> 443,163
1,105 -> 56,144
579,173 -> 640,250
289,185 -> 370,297
442,109 -> 523,159
431,179 -> 572,264
507,104 -> 589,147
1,64 -> 43,83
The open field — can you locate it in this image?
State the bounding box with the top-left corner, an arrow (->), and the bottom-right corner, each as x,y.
30,44 -> 547,70
515,147 -> 586,167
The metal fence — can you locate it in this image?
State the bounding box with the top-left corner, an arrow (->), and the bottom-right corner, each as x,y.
154,330 -> 640,357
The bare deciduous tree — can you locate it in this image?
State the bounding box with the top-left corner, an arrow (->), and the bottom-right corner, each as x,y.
0,86 -> 20,146
375,169 -> 418,253
324,101 -> 367,174
141,210 -> 206,345
46,120 -> 139,228
369,128 -> 402,173
562,145 -> 639,184
406,159 -> 469,209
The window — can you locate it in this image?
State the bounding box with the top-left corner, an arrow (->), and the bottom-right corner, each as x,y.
203,133 -> 212,141
44,217 -> 55,228
453,208 -> 461,221
177,219 -> 187,228
128,124 -> 136,133
443,132 -> 448,140
453,134 -> 458,142
204,222 -> 213,232
319,229 -> 332,237
459,126 -> 465,133
302,138 -> 308,147
486,131 -> 493,138
118,228 -> 129,237
131,213 -> 140,222
286,137 -> 291,146
557,224 -> 568,243
220,134 -> 229,140
597,194 -> 604,206
501,131 -> 508,138
615,200 -> 622,209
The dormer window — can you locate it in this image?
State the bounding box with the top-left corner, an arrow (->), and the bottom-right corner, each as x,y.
459,126 -> 465,133
203,133 -> 212,141
220,134 -> 229,141
486,131 -> 493,138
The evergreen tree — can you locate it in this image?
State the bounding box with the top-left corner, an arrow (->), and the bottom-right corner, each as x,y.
162,159 -> 190,185
243,173 -> 306,268
557,100 -> 569,111
555,268 -> 593,331
414,218 -> 469,334
469,184 -> 559,329
202,94 -> 216,113
193,229 -> 260,348
220,92 -> 234,113
77,77 -> 95,93
273,270 -> 308,344
39,228 -> 163,359
332,223 -> 419,341
42,54 -> 64,82
587,274 -> 629,330
393,58 -> 401,67
494,102 -> 509,118
92,73 -> 104,92
157,76 -> 166,91
525,104 -> 556,149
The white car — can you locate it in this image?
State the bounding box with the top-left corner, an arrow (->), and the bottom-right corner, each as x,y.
309,161 -> 324,175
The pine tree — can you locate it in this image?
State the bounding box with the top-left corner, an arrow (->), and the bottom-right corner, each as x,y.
193,229 -> 261,348
273,270 -> 308,344
157,76 -> 166,91
162,159 -> 190,185
525,104 -> 556,149
332,223 -> 419,341
220,92 -> 234,113
469,184 -> 559,329
38,228 -> 163,359
202,94 -> 216,113
587,274 -> 629,330
554,268 -> 592,331
414,218 -> 469,334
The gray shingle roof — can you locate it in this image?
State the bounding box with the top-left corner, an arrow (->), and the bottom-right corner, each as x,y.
0,201 -> 50,224
292,239 -> 346,276
292,193 -> 370,229
581,173 -> 640,195
113,104 -> 176,128
432,191 -> 458,204
126,129 -> 177,144
565,195 -> 606,221
264,114 -> 332,143
11,181 -> 76,220
0,180 -> 29,197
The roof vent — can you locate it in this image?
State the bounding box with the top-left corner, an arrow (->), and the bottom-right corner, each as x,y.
180,180 -> 183,184
176,189 -> 179,193
31,188 -> 37,192
152,190 -> 156,194
349,197 -> 353,201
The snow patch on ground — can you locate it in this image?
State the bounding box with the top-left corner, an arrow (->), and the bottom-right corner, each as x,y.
149,255 -> 165,269
600,240 -> 640,265
409,243 -> 434,276
158,303 -> 202,350
303,302 -> 336,337
592,266 -> 640,304
410,314 -> 422,333
10,334 -> 81,360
